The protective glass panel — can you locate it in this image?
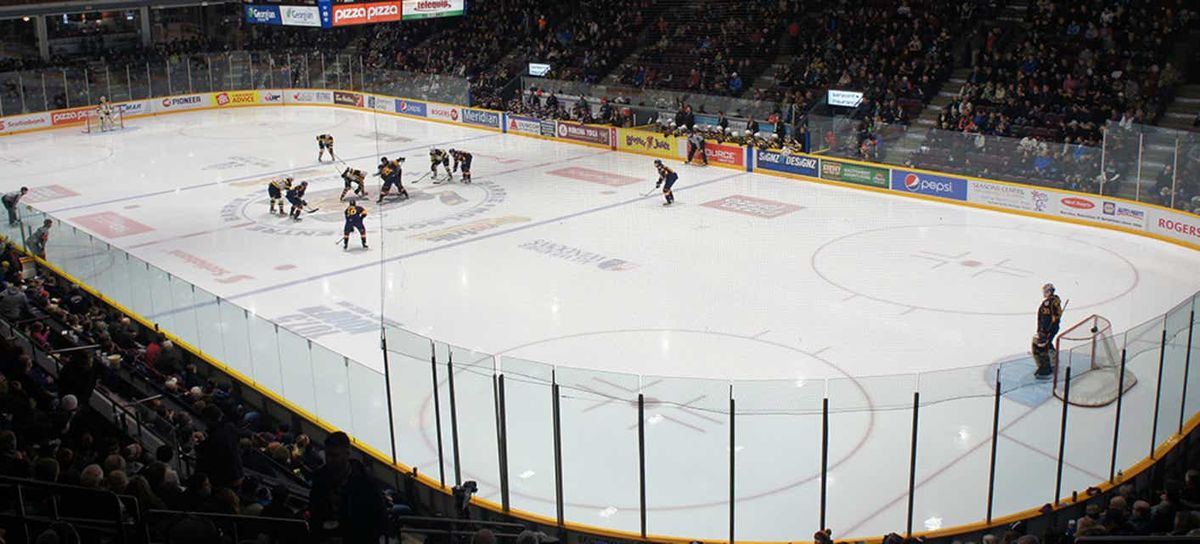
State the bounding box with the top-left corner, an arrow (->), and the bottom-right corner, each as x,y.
346,361 -> 391,458
1156,300 -> 1194,445
446,344 -> 500,499
191,287 -> 226,364
246,315 -> 284,394
498,356 -> 556,521
383,326 -> 438,481
217,299 -> 253,379
167,276 -> 200,347
310,342 -> 354,435
276,327 -> 317,416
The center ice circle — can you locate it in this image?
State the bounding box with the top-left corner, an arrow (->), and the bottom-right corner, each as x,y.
811,224 -> 1139,315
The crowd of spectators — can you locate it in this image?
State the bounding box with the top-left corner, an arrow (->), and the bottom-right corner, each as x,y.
0,238 -> 401,541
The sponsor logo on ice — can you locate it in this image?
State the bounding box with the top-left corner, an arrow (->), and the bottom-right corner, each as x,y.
519,239 -> 639,271
702,195 -> 803,219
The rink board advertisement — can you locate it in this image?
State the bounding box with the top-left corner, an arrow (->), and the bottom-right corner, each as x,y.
0,112 -> 50,134
333,91 -> 364,108
557,121 -> 613,147
820,158 -> 889,188
330,1 -> 403,26
287,90 -> 333,104
1055,194 -> 1148,229
754,149 -> 816,176
617,128 -> 677,158
395,99 -> 427,117
968,180 -> 1054,213
701,142 -> 745,167
462,108 -> 501,129
890,169 -> 968,201
280,6 -> 322,27
158,94 -> 213,112
506,115 -> 541,135
50,107 -> 95,126
1148,209 -> 1200,246
427,104 -> 460,123
244,4 -> 282,25
213,91 -> 259,107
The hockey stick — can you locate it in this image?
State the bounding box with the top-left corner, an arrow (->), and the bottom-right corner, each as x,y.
410,172 -> 432,185
641,185 -> 660,197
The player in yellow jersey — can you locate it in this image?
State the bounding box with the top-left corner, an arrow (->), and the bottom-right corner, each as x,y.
267,176 -> 293,215
317,134 -> 335,162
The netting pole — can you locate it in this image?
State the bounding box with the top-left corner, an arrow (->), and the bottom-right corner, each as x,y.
1100,125 -> 1108,195
819,396 -> 829,531
905,391 -> 919,538
447,351 -> 462,485
105,65 -> 111,101
145,64 -> 152,99
1181,309 -> 1196,434
166,63 -> 172,96
429,341 -> 446,488
728,385 -> 736,544
378,332 -> 399,467
63,70 -> 70,108
125,66 -> 132,101
40,73 -> 47,111
1171,137 -> 1180,209
551,370 -> 564,527
986,369 -> 1001,523
494,369 -> 510,511
1110,348 -> 1128,482
187,57 -> 193,93
1151,327 -> 1168,458
1055,367 -> 1071,505
637,391 -> 647,538
17,74 -> 25,113
1135,132 -> 1144,201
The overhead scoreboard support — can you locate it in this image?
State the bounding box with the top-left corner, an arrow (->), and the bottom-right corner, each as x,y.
244,0 -> 466,28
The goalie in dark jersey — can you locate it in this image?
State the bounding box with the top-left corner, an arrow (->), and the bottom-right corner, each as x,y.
654,160 -> 678,206
1033,283 -> 1064,378
429,148 -> 451,182
376,157 -> 409,202
340,167 -> 368,201
317,134 -> 335,162
342,199 -> 368,250
450,149 -> 473,183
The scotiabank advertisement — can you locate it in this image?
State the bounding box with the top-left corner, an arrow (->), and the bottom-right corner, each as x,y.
0,112 -> 50,134
331,1 -> 403,26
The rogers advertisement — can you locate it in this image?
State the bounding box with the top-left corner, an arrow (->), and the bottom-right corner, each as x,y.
1148,208 -> 1200,247
50,107 -> 94,126
331,1 -> 403,26
428,104 -> 460,122
556,121 -> 612,147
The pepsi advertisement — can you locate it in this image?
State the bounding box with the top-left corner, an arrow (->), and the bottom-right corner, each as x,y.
890,169 -> 968,201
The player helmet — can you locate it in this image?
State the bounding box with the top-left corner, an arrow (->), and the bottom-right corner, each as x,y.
285,176 -> 294,182
397,157 -> 406,163
1043,283 -> 1055,295
381,157 -> 388,163
654,160 -> 663,166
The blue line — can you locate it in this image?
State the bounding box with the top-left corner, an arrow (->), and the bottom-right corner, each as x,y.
148,170 -> 746,319
45,133 -> 502,214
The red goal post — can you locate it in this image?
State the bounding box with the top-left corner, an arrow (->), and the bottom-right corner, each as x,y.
1053,314 -> 1136,407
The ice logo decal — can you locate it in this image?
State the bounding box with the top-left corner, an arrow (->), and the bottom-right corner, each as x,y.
519,239 -> 639,271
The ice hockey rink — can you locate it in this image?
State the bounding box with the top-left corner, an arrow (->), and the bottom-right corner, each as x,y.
3,105 -> 1200,540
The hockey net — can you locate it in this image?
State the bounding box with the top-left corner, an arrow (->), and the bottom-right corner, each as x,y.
1053,315 -> 1136,407
84,108 -> 124,133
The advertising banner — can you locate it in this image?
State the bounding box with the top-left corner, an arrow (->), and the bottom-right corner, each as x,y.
331,1 -> 403,26
1147,208 -> 1200,247
213,91 -> 259,107
556,121 -> 612,147
118,100 -> 150,117
462,108 -> 501,129
287,90 -> 333,104
244,5 -> 282,25
820,158 -> 889,188
1055,193 -> 1147,229
755,149 -> 816,176
158,94 -> 212,112
260,90 -> 284,105
617,128 -> 677,158
50,107 -> 94,126
968,180 -> 1053,214
280,5 -> 322,26
703,142 -> 746,167
365,95 -> 393,112
395,99 -> 427,117
428,104 -> 460,122
0,112 -> 50,134
333,91 -> 364,107
890,169 -> 968,201
507,115 -> 541,135
539,119 -> 557,137
402,0 -> 465,19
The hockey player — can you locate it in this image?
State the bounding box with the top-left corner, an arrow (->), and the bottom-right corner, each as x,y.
1033,283 -> 1064,378
286,181 -> 309,221
429,148 -> 451,182
267,176 -> 294,215
97,96 -> 116,131
376,157 -> 408,203
342,199 -> 368,250
317,134 -> 335,162
686,131 -> 708,165
340,167 -> 368,201
654,160 -> 677,206
450,149 -> 473,183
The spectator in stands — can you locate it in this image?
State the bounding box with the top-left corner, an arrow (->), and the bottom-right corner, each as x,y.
310,431 -> 385,542
1152,485 -> 1182,533
195,404 -> 243,489
78,464 -> 104,488
58,352 -> 98,407
0,282 -> 31,321
0,430 -> 29,477
157,340 -> 183,377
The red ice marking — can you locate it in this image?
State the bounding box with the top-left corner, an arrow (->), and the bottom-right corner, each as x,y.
547,167 -> 640,187
700,195 -> 803,219
470,153 -> 520,164
70,211 -> 154,238
22,185 -> 79,203
274,264 -> 297,271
